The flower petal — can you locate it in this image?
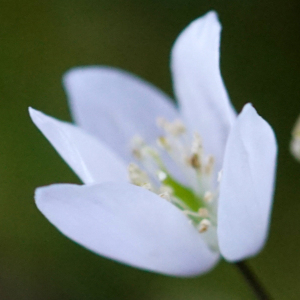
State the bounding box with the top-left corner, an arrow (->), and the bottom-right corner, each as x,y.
63,66 -> 179,162
217,104 -> 277,261
29,108 -> 127,184
171,11 -> 236,171
35,182 -> 219,276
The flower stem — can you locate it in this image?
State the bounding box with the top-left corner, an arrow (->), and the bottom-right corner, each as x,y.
235,261 -> 272,300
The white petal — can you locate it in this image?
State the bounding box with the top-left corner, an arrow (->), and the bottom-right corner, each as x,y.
35,182 -> 219,276
64,66 -> 179,162
218,104 -> 277,261
29,108 -> 127,184
171,11 -> 236,172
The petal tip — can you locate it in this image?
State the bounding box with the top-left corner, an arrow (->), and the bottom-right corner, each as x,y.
171,10 -> 222,59
35,183 -> 69,211
63,66 -> 127,96
28,106 -> 37,117
203,10 -> 219,22
197,10 -> 221,31
34,185 -> 48,211
28,106 -> 35,119
241,102 -> 255,114
240,103 -> 277,149
63,66 -> 94,87
63,66 -> 117,84
29,107 -> 46,126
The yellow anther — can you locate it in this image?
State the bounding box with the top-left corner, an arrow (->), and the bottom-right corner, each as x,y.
157,136 -> 170,150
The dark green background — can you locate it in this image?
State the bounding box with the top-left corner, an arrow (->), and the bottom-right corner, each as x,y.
0,0 -> 299,299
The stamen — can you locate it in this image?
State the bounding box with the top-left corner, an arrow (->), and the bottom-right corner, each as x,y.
132,149 -> 142,160
205,155 -> 215,175
157,118 -> 186,136
156,136 -> 171,151
128,163 -> 150,186
159,192 -> 171,201
189,153 -> 201,169
170,120 -> 186,136
204,191 -> 213,203
191,132 -> 202,154
141,183 -> 152,191
130,135 -> 145,160
159,185 -> 173,195
198,219 -> 211,233
198,208 -> 209,218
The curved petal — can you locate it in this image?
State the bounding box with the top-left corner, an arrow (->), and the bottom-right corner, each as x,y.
217,104 -> 277,261
35,182 -> 219,276
29,108 -> 127,184
171,11 -> 236,172
63,66 -> 179,162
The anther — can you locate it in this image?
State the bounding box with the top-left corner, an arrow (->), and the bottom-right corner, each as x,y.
159,185 -> 173,195
204,191 -> 213,203
132,148 -> 142,159
159,192 -> 171,201
130,136 -> 145,159
189,153 -> 201,169
157,117 -> 186,136
205,155 -> 214,174
128,163 -> 150,186
170,119 -> 186,136
157,136 -> 170,150
141,183 -> 152,191
191,132 -> 202,154
198,219 -> 211,233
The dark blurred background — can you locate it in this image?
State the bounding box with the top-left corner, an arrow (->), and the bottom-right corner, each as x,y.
0,0 -> 299,299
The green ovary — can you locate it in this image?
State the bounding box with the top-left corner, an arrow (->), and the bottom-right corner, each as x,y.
162,173 -> 205,212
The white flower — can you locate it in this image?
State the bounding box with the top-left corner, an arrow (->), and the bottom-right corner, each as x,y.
29,11 -> 277,277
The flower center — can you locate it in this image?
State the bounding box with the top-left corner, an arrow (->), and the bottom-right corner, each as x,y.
128,118 -> 220,252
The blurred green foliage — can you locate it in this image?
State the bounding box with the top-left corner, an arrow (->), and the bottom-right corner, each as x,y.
0,0 -> 300,299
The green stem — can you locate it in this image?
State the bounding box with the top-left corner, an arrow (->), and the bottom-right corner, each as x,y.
235,261 -> 272,300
